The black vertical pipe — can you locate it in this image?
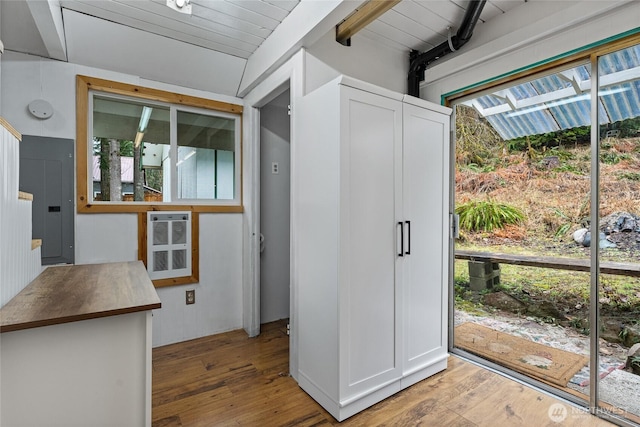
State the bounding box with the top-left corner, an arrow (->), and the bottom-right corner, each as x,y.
408,0 -> 486,97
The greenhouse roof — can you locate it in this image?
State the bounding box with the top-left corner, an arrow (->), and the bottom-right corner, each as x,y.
461,45 -> 640,140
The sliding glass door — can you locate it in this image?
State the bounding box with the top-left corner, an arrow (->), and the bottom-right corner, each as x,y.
450,36 -> 640,426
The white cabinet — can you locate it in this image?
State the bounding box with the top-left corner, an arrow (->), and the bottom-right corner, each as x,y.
296,76 -> 451,421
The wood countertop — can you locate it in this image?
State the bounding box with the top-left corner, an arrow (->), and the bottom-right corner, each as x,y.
1,261 -> 161,333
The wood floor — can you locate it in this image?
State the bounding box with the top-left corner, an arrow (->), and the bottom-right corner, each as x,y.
152,320 -> 614,427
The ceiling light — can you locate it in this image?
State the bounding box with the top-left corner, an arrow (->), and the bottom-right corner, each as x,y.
135,106 -> 153,148
166,0 -> 192,15
138,106 -> 153,132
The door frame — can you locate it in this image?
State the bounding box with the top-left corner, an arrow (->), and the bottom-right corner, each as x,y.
243,50 -> 304,379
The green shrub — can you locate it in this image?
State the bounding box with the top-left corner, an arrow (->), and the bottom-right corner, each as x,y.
456,200 -> 525,232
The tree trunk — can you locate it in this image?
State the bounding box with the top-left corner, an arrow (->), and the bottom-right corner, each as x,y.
100,138 -> 110,201
134,144 -> 144,201
109,138 -> 122,201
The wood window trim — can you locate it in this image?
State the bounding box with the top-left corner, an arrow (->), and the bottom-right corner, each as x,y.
76,75 -> 244,214
138,212 -> 199,288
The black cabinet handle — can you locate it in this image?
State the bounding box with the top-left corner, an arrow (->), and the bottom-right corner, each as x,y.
405,221 -> 411,255
398,222 -> 404,257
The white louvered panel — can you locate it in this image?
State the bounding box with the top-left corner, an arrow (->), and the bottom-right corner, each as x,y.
147,211 -> 191,280
1,121 -> 42,307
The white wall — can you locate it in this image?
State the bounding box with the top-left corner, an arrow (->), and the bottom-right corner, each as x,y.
305,29 -> 409,95
421,1 -> 640,103
1,50 -> 244,347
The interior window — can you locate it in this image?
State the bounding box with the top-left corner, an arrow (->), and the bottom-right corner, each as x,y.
76,75 -> 243,213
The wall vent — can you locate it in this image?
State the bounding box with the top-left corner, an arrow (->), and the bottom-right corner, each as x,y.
146,211 -> 191,280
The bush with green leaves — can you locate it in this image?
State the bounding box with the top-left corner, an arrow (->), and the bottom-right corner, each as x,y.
456,200 -> 525,232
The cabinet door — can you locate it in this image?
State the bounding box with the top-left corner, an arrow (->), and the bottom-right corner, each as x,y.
402,103 -> 450,375
339,86 -> 403,399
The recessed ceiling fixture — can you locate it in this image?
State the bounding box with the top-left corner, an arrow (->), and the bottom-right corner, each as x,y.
166,0 -> 192,15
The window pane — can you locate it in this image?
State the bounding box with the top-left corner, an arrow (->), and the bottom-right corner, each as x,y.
176,110 -> 236,200
92,95 -> 169,202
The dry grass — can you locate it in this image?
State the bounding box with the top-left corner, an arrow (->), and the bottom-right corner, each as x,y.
456,139 -> 640,258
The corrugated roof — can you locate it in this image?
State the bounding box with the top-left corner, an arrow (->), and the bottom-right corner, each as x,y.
461,44 -> 640,140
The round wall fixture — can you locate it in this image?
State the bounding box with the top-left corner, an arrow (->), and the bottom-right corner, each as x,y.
28,99 -> 54,120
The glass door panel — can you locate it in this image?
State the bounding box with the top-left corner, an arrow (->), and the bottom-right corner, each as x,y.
452,63 -> 593,404
596,43 -> 640,423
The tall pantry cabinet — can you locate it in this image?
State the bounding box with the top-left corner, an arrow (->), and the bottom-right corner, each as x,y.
296,76 -> 451,421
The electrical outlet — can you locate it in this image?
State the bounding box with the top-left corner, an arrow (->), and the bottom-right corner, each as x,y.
186,289 -> 195,305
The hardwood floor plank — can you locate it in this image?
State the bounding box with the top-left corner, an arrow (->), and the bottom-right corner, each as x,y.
152,320 -> 615,427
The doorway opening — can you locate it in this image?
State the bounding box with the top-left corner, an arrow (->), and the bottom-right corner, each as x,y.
259,88 -> 291,329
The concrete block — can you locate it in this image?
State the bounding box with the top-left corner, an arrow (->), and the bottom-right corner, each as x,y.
467,261 -> 501,290
468,261 -> 493,277
470,276 -> 494,291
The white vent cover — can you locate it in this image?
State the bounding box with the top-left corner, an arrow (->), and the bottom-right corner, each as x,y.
147,211 -> 191,280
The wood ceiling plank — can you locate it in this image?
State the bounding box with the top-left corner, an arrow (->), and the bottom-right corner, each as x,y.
393,1 -> 455,32
359,27 -> 431,52
196,0 -> 281,31
189,2 -> 273,38
489,0 -> 525,14
64,1 -> 254,58
231,0 -> 294,22
365,19 -> 433,52
115,0 -> 266,47
378,9 -> 443,47
263,0 -> 299,13
417,0 -> 465,26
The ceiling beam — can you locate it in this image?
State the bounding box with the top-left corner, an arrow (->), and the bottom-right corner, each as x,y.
25,0 -> 67,61
335,0 -> 401,46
